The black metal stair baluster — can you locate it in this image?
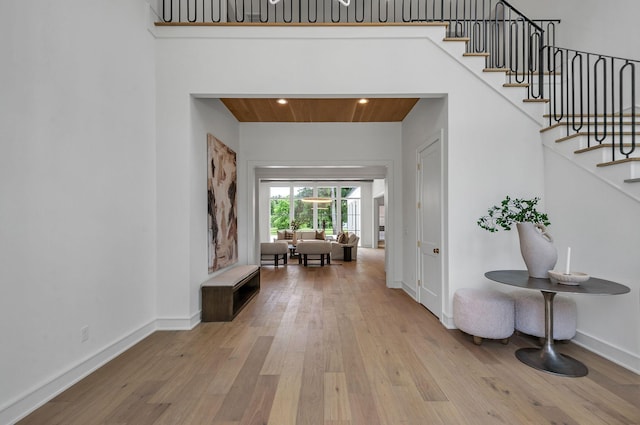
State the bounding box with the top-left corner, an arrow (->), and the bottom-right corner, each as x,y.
163,0 -> 173,22
331,0 -> 339,23
594,57 -> 607,150
620,62 -> 636,158
186,0 -> 199,22
379,0 -> 388,23
210,0 -> 221,22
528,24 -> 539,99
308,0 -> 318,23
571,52 -> 584,135
611,58 -> 616,160
232,0 -> 243,22
511,20 -> 522,84
553,49 -> 564,128
284,0 -> 292,23
586,54 -> 592,143
355,0 -> 364,23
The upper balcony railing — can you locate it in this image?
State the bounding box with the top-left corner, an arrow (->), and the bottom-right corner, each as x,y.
155,0 -> 534,26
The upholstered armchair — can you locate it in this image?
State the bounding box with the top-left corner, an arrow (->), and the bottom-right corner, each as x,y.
330,233 -> 359,261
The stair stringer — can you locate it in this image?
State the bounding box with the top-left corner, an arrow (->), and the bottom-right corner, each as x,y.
427,35 -> 545,126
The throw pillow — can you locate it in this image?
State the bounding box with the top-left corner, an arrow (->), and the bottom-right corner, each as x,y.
277,230 -> 285,240
337,232 -> 347,244
315,230 -> 325,240
284,230 -> 294,239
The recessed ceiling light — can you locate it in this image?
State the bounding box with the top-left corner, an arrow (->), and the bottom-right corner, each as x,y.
358,98 -> 369,104
277,98 -> 288,105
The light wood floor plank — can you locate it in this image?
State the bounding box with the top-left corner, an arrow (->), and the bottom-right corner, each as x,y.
17,248 -> 640,425
214,336 -> 274,422
266,352 -> 304,425
324,372 -> 352,422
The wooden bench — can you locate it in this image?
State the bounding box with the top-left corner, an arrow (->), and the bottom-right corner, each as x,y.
201,265 -> 260,322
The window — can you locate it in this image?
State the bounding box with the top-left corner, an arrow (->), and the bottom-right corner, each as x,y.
269,187 -> 290,234
341,187 -> 361,237
293,186 -> 314,230
267,183 -> 361,238
316,187 -> 336,233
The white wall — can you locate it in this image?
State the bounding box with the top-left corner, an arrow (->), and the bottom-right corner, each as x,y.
544,150 -> 640,372
510,0 -> 640,60
359,182 -> 373,247
0,1 -> 157,423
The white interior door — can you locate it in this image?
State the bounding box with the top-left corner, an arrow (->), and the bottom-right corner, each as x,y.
418,136 -> 442,318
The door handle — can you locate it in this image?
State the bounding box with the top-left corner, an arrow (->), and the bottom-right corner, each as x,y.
433,248 -> 440,254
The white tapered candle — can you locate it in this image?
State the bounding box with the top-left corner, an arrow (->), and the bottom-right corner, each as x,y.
565,247 -> 571,275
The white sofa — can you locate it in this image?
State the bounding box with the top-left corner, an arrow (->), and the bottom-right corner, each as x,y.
273,229 -> 326,243
330,233 -> 359,260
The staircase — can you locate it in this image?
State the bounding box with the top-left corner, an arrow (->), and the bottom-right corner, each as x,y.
439,21 -> 640,201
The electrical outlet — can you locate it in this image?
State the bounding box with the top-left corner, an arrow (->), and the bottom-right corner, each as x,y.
81,326 -> 89,343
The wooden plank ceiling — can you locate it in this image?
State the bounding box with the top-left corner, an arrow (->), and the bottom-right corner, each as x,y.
220,98 -> 419,122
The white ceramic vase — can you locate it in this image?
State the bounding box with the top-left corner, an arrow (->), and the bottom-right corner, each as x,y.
516,222 -> 558,278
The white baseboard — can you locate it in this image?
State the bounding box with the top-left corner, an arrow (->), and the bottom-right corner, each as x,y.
156,311 -> 201,330
573,330 -> 640,375
1,320 -> 157,425
441,312 -> 456,329
401,281 -> 417,299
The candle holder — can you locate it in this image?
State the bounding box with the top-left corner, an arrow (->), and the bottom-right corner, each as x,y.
548,270 -> 590,285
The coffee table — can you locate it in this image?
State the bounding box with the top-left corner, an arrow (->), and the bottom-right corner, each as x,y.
485,270 -> 630,377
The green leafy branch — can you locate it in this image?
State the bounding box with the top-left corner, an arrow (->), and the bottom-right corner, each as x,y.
477,195 -> 550,232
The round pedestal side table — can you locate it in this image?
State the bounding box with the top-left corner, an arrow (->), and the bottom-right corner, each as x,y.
485,270 -> 630,377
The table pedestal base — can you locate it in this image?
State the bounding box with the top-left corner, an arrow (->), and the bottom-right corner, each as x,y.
515,347 -> 588,377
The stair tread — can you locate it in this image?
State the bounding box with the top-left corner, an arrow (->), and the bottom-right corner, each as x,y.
574,143 -> 636,154
507,71 -> 561,76
556,131 -> 640,143
463,52 -> 490,57
542,121 -> 637,133
597,157 -> 640,167
503,83 -> 529,87
625,178 -> 640,183
484,68 -> 509,72
443,37 -> 469,42
523,98 -> 550,103
544,113 -> 637,118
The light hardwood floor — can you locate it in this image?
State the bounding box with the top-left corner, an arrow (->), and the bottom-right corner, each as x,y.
20,248 -> 640,424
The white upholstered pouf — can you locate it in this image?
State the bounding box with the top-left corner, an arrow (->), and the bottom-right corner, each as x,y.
513,291 -> 577,341
453,288 -> 514,345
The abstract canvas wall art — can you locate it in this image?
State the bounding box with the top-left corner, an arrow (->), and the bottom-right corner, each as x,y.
207,134 -> 238,272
